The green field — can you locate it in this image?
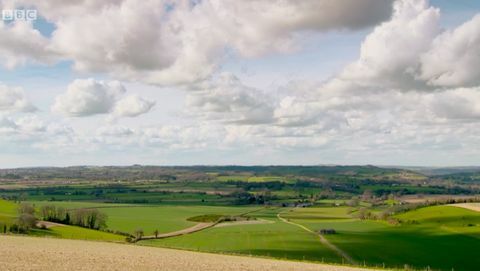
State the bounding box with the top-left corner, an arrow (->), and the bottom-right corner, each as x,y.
292,206 -> 480,271
32,225 -> 125,242
3,197 -> 480,270
0,199 -> 17,226
29,201 -> 259,235
140,207 -> 342,263
138,205 -> 480,271
101,205 -> 258,235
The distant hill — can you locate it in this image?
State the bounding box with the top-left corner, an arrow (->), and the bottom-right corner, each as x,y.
0,165 -> 422,182
394,166 -> 480,176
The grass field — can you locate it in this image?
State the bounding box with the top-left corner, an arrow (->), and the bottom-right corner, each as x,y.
31,225 -> 125,241
140,207 -> 342,263
29,201 -> 259,235
102,205 -> 259,235
5,197 -> 480,270
304,206 -> 480,271
0,199 -> 17,226
141,205 -> 480,271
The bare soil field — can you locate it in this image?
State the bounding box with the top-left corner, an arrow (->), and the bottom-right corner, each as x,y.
0,235 -> 376,271
400,194 -> 479,203
451,203 -> 480,212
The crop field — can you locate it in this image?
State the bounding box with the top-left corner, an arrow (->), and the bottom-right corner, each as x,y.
0,235 -> 372,271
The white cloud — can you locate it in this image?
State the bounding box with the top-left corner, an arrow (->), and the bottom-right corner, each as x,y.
0,20 -> 58,68
112,95 -> 156,118
185,73 -> 274,124
418,14 -> 480,87
52,79 -> 155,118
52,79 -> 126,117
2,0 -> 480,166
426,88 -> 480,120
339,0 -> 440,90
0,83 -> 36,112
4,0 -> 393,86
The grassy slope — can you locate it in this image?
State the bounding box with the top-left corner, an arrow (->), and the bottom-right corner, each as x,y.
295,205 -> 480,271
1,200 -> 124,241
102,205 -> 257,235
31,225 -> 125,242
140,208 -> 341,263
30,201 -> 258,235
0,199 -> 17,226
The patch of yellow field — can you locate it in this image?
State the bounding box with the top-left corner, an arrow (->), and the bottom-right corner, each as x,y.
451,203 -> 480,212
0,235 -> 377,271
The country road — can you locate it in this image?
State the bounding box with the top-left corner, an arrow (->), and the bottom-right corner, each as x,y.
141,222 -> 215,240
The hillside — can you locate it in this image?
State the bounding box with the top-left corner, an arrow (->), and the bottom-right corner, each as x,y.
0,235 -> 375,271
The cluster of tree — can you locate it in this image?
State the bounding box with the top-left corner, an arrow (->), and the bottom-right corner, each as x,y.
231,191 -> 275,205
8,203 -> 38,233
40,205 -> 107,230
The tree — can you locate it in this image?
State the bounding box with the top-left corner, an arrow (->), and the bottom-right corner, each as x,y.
362,190 -> 373,201
17,213 -> 37,231
18,202 -> 35,215
134,228 -> 144,240
17,202 -> 37,232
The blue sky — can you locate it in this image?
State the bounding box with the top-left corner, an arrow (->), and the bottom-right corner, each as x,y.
0,0 -> 480,167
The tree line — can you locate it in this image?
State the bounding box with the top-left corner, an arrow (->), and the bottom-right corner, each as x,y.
40,205 -> 107,230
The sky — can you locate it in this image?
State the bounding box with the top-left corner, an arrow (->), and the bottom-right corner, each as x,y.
0,0 -> 480,167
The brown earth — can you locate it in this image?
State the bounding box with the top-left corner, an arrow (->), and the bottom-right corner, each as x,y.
0,235 -> 379,271
450,203 -> 480,212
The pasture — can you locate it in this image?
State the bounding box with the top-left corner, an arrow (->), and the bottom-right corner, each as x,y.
141,205 -> 480,271
141,207 -> 343,263
29,201 -> 259,235
0,199 -> 17,226
32,225 -> 125,242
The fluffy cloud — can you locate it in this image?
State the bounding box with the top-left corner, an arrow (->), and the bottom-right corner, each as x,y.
418,14 -> 480,87
112,95 -> 156,118
0,83 -> 36,112
185,73 -> 274,124
0,19 -> 58,68
4,0 -> 393,85
338,0 -> 440,90
52,79 -> 154,118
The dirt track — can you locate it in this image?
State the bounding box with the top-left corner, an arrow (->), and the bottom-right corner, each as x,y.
276,212 -> 356,265
0,235 -> 377,271
141,222 -> 214,239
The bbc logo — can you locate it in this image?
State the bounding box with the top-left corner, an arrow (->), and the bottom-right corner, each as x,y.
2,9 -> 37,21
